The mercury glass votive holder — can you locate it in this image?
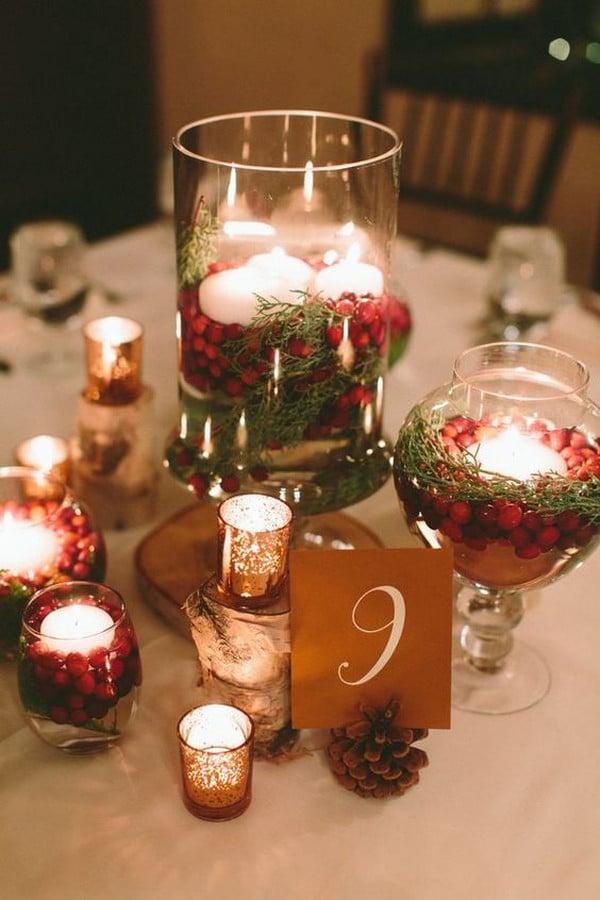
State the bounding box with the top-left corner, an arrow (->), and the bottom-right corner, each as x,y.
83,316 -> 143,405
177,703 -> 254,821
217,492 -> 293,607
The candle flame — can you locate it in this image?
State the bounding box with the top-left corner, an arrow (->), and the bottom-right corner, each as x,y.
338,221 -> 356,237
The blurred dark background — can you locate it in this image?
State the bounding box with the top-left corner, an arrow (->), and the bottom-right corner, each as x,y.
1,0 -> 598,283
1,2 -> 158,270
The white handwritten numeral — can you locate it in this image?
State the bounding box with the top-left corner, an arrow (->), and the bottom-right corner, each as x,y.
337,584 -> 406,686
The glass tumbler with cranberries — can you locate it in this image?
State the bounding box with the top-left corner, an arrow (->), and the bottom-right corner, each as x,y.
18,581 -> 141,752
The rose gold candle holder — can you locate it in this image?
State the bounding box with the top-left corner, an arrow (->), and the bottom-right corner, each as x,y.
70,316 -> 158,530
217,493 -> 293,608
14,434 -> 71,487
83,316 -> 142,406
177,704 -> 254,821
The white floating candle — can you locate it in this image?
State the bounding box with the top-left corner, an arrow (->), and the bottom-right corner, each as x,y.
314,242 -> 384,299
40,603 -> 115,656
248,248 -> 313,295
198,266 -> 279,326
468,429 -> 568,481
199,249 -> 313,326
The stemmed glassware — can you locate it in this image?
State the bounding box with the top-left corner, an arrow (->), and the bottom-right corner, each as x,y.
393,342 -> 600,714
165,110 -> 410,546
9,219 -> 90,374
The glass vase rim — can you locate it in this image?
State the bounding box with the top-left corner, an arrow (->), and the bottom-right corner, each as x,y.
173,109 -> 401,173
177,702 -> 255,752
0,465 -> 69,522
451,341 -> 590,400
22,579 -> 126,638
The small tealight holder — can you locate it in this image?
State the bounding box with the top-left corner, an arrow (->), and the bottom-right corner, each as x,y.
0,466 -> 106,656
217,493 -> 293,608
70,316 -> 158,530
14,434 -> 71,487
186,493 -> 296,757
177,703 -> 254,820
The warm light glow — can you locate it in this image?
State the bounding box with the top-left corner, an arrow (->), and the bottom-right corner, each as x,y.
322,249 -> 339,265
84,316 -> 143,404
220,493 -> 292,533
303,160 -> 314,205
222,221 -> 276,237
178,704 -> 253,817
0,513 -> 59,576
313,245 -> 384,300
586,42 -> 600,64
218,493 -> 293,602
346,241 -> 361,264
15,435 -> 69,477
226,166 -> 237,208
548,37 -> 570,61
468,429 -> 568,481
338,221 -> 356,237
86,316 -> 142,346
40,604 -> 115,655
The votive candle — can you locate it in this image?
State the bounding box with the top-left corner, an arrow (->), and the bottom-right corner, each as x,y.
83,316 -> 143,405
177,704 -> 254,820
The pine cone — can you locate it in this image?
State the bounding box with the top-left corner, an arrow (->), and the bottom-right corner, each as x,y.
326,699 -> 428,799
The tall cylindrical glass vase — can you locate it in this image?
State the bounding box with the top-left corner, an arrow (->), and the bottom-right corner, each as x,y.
165,110 -> 403,520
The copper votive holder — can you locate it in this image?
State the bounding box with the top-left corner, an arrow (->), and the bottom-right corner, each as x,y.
217,493 -> 293,607
14,434 -> 71,486
177,704 -> 254,821
83,316 -> 143,405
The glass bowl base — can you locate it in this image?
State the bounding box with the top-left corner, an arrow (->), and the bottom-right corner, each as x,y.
452,640 -> 551,715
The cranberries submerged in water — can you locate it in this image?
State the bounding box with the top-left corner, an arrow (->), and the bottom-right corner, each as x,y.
23,609 -> 141,729
397,415 -> 600,559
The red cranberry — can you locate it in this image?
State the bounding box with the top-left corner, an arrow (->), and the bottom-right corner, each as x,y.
516,543 -> 541,559
221,474 -> 240,494
476,504 -> 498,527
508,526 -> 531,549
94,682 -> 118,705
538,526 -> 560,550
449,501 -> 471,525
496,503 -> 523,531
66,653 -> 88,678
49,706 -> 69,724
74,672 -> 96,695
85,700 -> 109,720
439,518 -> 463,542
70,709 -> 89,726
557,510 -> 580,533
89,648 -> 109,670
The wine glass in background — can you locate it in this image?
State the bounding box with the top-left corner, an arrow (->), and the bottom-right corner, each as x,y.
9,219 -> 90,374
481,226 -> 568,342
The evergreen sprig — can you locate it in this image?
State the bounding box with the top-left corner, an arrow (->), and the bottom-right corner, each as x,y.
177,198 -> 218,289
394,409 -> 600,523
220,294 -> 385,458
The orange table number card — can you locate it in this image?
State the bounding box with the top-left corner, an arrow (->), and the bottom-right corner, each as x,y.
290,547 -> 454,729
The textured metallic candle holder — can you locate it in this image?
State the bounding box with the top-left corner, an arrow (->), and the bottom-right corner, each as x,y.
177,703 -> 254,820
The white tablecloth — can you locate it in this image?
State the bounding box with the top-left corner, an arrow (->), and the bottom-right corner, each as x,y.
1,223 -> 599,900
